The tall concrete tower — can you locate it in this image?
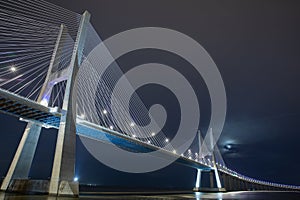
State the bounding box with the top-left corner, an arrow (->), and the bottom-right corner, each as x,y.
0,11 -> 91,197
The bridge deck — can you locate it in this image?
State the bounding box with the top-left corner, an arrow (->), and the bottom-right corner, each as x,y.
77,120 -> 211,171
0,88 -> 211,171
0,88 -> 61,128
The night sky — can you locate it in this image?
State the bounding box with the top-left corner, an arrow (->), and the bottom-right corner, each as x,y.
0,0 -> 300,189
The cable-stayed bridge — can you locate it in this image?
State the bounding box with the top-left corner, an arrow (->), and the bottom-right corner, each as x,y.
0,0 -> 299,197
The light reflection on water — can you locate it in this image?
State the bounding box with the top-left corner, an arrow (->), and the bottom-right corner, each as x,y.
1,191 -> 300,200
195,192 -> 223,200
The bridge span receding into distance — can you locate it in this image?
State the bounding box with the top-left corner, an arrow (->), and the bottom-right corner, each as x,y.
0,86 -> 299,195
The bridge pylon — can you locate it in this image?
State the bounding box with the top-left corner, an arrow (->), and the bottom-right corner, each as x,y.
194,128 -> 226,192
0,11 -> 90,197
0,23 -> 67,193
48,11 -> 90,197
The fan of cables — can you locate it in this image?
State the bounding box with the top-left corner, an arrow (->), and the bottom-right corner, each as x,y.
0,0 -> 80,107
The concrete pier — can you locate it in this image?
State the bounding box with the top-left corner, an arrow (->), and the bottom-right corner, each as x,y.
48,11 -> 90,197
0,123 -> 41,191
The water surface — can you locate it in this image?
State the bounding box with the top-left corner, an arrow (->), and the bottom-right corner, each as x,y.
1,191 -> 300,199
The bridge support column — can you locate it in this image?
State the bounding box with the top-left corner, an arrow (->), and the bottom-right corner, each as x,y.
224,175 -> 230,191
0,123 -> 41,191
232,178 -> 236,190
232,178 -> 237,191
48,11 -> 90,197
236,179 -> 240,190
222,173 -> 229,190
48,108 -> 78,196
206,169 -> 225,192
244,181 -> 249,190
237,179 -> 241,191
213,167 -> 222,189
1,23 -> 67,194
227,175 -> 232,191
240,180 -> 245,191
193,169 -> 202,191
245,181 -> 249,190
238,179 -> 242,190
206,128 -> 225,191
209,170 -> 214,188
254,184 -> 258,190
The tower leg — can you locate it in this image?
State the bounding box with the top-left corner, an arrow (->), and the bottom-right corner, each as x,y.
1,123 -> 41,191
208,169 -> 226,192
48,11 -> 90,197
193,169 -> 202,191
1,23 -> 66,194
48,110 -> 78,196
48,68 -> 78,196
213,166 -> 222,189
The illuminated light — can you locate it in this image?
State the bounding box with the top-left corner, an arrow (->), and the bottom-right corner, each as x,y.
172,150 -> 176,154
10,66 -> 16,72
147,140 -> 151,144
165,138 -> 169,142
132,134 -> 136,138
195,169 -> 201,188
40,98 -> 48,106
189,156 -> 192,159
109,125 -> 113,130
188,149 -> 191,153
180,153 -> 183,156
49,107 -> 58,113
130,122 -> 135,127
103,109 -> 107,114
74,177 -> 78,182
80,114 -> 85,119
151,132 -> 155,136
44,125 -> 51,129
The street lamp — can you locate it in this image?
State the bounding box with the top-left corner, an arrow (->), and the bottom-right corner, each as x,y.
10,66 -> 16,72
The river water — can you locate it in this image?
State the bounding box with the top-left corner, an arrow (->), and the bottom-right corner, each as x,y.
1,191 -> 300,199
